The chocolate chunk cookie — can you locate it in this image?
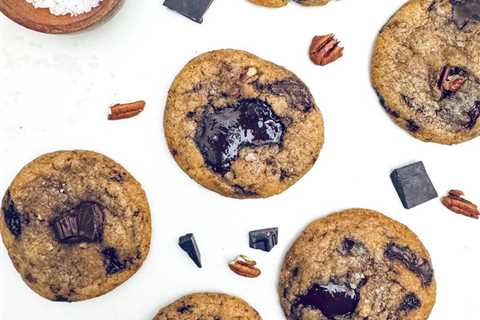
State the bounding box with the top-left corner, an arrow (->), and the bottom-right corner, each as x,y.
165,49 -> 324,198
372,0 -> 480,144
248,0 -> 329,7
0,151 -> 151,302
279,209 -> 436,320
153,293 -> 262,319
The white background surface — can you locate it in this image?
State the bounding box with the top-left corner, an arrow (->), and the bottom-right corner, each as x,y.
0,0 -> 479,319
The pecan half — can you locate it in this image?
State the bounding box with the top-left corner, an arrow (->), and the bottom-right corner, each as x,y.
228,255 -> 261,278
441,189 -> 479,219
437,66 -> 466,98
309,34 -> 343,66
108,100 -> 145,120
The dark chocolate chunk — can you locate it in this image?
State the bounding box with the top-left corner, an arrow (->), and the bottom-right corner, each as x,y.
102,247 -> 126,275
467,102 -> 480,129
390,161 -> 438,209
339,237 -> 367,256
163,0 -> 215,24
54,295 -> 70,302
385,242 -> 434,287
249,227 -> 278,252
257,78 -> 314,112
194,99 -> 285,175
2,191 -> 22,238
451,0 -> 480,30
52,202 -> 104,244
400,292 -> 422,311
292,279 -> 365,319
406,119 -> 420,133
179,233 -> 202,268
177,305 -> 194,313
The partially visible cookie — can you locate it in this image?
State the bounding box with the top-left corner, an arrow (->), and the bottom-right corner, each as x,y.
249,0 -> 288,8
279,209 -> 436,320
0,150 -> 151,302
372,0 -> 480,144
153,293 -> 262,319
165,49 -> 324,198
294,0 -> 330,6
249,0 -> 329,7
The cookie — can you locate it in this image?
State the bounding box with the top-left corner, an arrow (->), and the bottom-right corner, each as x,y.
0,150 -> 151,302
279,209 -> 436,320
153,292 -> 262,319
165,49 -> 324,198
249,0 -> 288,8
248,0 -> 329,7
372,0 -> 480,144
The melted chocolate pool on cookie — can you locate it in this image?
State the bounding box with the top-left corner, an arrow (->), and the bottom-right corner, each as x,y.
292,279 -> 366,319
385,242 -> 434,287
194,99 -> 285,174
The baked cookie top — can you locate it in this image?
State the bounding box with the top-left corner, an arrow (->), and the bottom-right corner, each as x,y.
153,292 -> 262,319
165,49 -> 324,198
279,209 -> 436,320
372,0 -> 480,144
0,150 -> 151,302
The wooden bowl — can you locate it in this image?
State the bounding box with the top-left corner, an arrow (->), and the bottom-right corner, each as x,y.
0,0 -> 122,34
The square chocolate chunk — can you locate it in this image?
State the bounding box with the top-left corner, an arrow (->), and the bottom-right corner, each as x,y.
390,161 -> 438,209
163,0 -> 215,24
249,228 -> 278,252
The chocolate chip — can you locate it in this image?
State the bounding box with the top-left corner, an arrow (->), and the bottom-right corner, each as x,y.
102,247 -> 126,275
451,0 -> 480,30
2,191 -> 22,238
390,161 -> 438,209
342,238 -> 356,253
339,238 -> 367,256
54,295 -> 69,302
163,0 -> 215,24
233,184 -> 258,197
110,171 -> 125,182
280,169 -> 290,181
291,267 -> 299,277
249,227 -> 278,252
467,102 -> 480,129
400,292 -> 422,311
52,202 -> 104,244
292,279 -> 366,319
194,99 -> 285,175
179,233 -> 202,268
258,78 -> 314,112
406,119 -> 420,133
385,242 -> 434,287
177,305 -> 194,313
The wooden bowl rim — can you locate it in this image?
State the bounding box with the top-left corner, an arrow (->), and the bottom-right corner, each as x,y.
0,0 -> 122,34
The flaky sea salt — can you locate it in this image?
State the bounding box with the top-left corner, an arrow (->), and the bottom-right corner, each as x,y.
25,0 -> 104,16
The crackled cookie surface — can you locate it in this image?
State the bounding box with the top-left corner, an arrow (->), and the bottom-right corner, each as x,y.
153,293 -> 262,319
165,49 -> 324,198
372,0 -> 480,144
279,209 -> 436,320
0,150 -> 151,301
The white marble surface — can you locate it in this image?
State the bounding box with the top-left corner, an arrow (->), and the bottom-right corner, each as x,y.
0,1 -> 478,319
